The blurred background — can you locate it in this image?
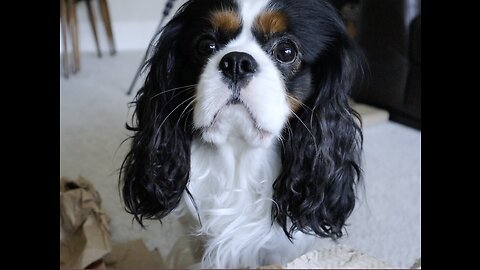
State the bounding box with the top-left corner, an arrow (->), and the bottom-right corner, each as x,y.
60,0 -> 420,268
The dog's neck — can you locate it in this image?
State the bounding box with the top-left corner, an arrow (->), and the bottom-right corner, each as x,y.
188,137 -> 281,227
185,137 -> 286,267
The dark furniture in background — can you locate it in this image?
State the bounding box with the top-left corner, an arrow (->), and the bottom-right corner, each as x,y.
353,0 -> 421,130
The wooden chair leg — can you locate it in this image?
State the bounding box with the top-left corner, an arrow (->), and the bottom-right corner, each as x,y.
98,0 -> 116,55
86,0 -> 102,58
67,0 -> 80,73
60,0 -> 69,78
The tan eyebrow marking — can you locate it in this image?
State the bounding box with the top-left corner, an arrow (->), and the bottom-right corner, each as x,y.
209,10 -> 242,33
254,11 -> 288,34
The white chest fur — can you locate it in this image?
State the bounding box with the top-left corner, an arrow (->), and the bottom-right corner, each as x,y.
184,138 -> 315,268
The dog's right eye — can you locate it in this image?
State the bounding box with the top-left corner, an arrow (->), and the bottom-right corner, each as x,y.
197,38 -> 217,56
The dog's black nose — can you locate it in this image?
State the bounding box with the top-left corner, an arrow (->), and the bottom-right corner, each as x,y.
219,52 -> 258,83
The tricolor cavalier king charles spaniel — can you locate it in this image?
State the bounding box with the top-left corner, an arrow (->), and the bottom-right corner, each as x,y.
120,0 -> 364,268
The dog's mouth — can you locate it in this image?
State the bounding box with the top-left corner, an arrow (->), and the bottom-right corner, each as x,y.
198,99 -> 273,143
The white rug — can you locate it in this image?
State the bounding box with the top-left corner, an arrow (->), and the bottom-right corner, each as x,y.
60,51 -> 420,268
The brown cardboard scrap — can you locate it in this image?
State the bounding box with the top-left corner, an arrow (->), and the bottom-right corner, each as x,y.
411,258 -> 421,269
282,245 -> 392,269
259,264 -> 283,269
104,239 -> 164,269
86,260 -> 107,269
60,176 -> 112,269
164,235 -> 203,268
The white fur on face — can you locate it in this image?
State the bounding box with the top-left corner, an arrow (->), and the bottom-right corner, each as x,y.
193,0 -> 290,147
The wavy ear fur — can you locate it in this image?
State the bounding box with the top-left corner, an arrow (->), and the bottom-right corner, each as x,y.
119,8 -> 194,226
273,20 -> 365,240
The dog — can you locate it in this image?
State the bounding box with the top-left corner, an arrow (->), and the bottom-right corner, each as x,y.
120,0 -> 364,268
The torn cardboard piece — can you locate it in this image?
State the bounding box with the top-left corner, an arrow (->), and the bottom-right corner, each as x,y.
282,245 -> 393,269
411,258 -> 421,269
259,264 -> 283,269
104,239 -> 164,269
60,176 -> 112,269
260,245 -> 394,269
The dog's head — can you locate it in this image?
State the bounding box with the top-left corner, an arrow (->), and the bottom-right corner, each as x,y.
121,0 -> 364,239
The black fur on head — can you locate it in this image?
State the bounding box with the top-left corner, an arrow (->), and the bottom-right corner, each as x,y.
270,0 -> 365,240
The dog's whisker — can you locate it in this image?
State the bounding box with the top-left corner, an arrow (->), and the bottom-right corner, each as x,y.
289,109 -> 319,153
157,96 -> 197,130
277,132 -> 286,151
184,107 -> 195,131
286,95 -> 314,113
150,84 -> 198,100
160,84 -> 198,94
279,121 -> 293,155
286,95 -> 319,130
284,117 -> 294,138
177,97 -> 197,127
157,86 -> 195,111
186,111 -> 197,131
160,87 -> 195,104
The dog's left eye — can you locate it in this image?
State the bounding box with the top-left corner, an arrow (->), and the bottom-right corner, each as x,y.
197,37 -> 217,56
274,41 -> 297,63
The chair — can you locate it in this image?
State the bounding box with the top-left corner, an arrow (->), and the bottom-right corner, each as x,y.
60,0 -> 116,78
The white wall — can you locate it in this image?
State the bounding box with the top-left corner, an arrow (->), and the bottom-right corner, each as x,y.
60,0 -> 169,53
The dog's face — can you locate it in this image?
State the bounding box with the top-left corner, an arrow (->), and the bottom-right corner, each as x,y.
171,0 -> 344,146
122,0 -> 364,240
192,0 -> 296,146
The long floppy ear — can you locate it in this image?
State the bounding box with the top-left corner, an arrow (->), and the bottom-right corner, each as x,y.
273,19 -> 365,240
119,9 -> 194,227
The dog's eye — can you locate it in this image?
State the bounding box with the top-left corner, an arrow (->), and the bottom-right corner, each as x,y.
274,41 -> 297,63
197,38 -> 217,56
